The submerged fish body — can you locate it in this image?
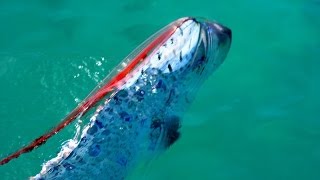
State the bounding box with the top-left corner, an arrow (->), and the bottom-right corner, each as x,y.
28,17 -> 232,179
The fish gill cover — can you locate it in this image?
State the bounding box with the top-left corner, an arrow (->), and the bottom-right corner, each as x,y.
0,17 -> 232,179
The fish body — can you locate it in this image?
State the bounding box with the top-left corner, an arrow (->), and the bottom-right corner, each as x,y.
24,17 -> 231,179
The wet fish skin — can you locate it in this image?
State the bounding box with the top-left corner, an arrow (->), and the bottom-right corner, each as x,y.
33,17 -> 232,180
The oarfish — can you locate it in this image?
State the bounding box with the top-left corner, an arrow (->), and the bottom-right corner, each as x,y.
0,17 -> 232,179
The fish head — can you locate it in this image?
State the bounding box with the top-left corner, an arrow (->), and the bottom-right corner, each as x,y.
138,17 -> 232,107
156,17 -> 232,76
173,17 -> 232,102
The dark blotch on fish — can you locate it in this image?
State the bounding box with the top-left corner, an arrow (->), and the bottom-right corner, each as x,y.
88,144 -> 101,157
119,111 -> 132,122
151,118 -> 162,129
155,79 -> 166,91
63,163 -> 75,171
113,89 -> 129,104
150,115 -> 181,148
95,120 -> 103,129
104,107 -> 113,113
178,27 -> 183,35
87,124 -> 98,135
168,64 -> 172,72
116,155 -> 128,167
164,115 -> 181,147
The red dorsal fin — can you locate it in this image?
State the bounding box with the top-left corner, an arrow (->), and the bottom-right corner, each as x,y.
0,17 -> 189,165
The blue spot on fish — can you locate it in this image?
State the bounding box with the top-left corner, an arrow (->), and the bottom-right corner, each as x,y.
156,79 -> 166,91
88,144 -> 101,157
87,124 -> 98,135
95,120 -> 103,129
116,155 -> 128,167
119,111 -> 131,122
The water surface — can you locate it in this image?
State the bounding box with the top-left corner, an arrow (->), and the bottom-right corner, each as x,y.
0,0 -> 319,179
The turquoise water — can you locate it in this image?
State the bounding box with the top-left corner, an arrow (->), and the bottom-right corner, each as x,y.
0,0 -> 319,179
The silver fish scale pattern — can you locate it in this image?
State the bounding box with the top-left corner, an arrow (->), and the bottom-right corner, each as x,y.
38,65 -> 194,179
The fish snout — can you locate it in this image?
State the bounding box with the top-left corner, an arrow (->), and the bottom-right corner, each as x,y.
212,22 -> 232,42
205,21 -> 232,46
